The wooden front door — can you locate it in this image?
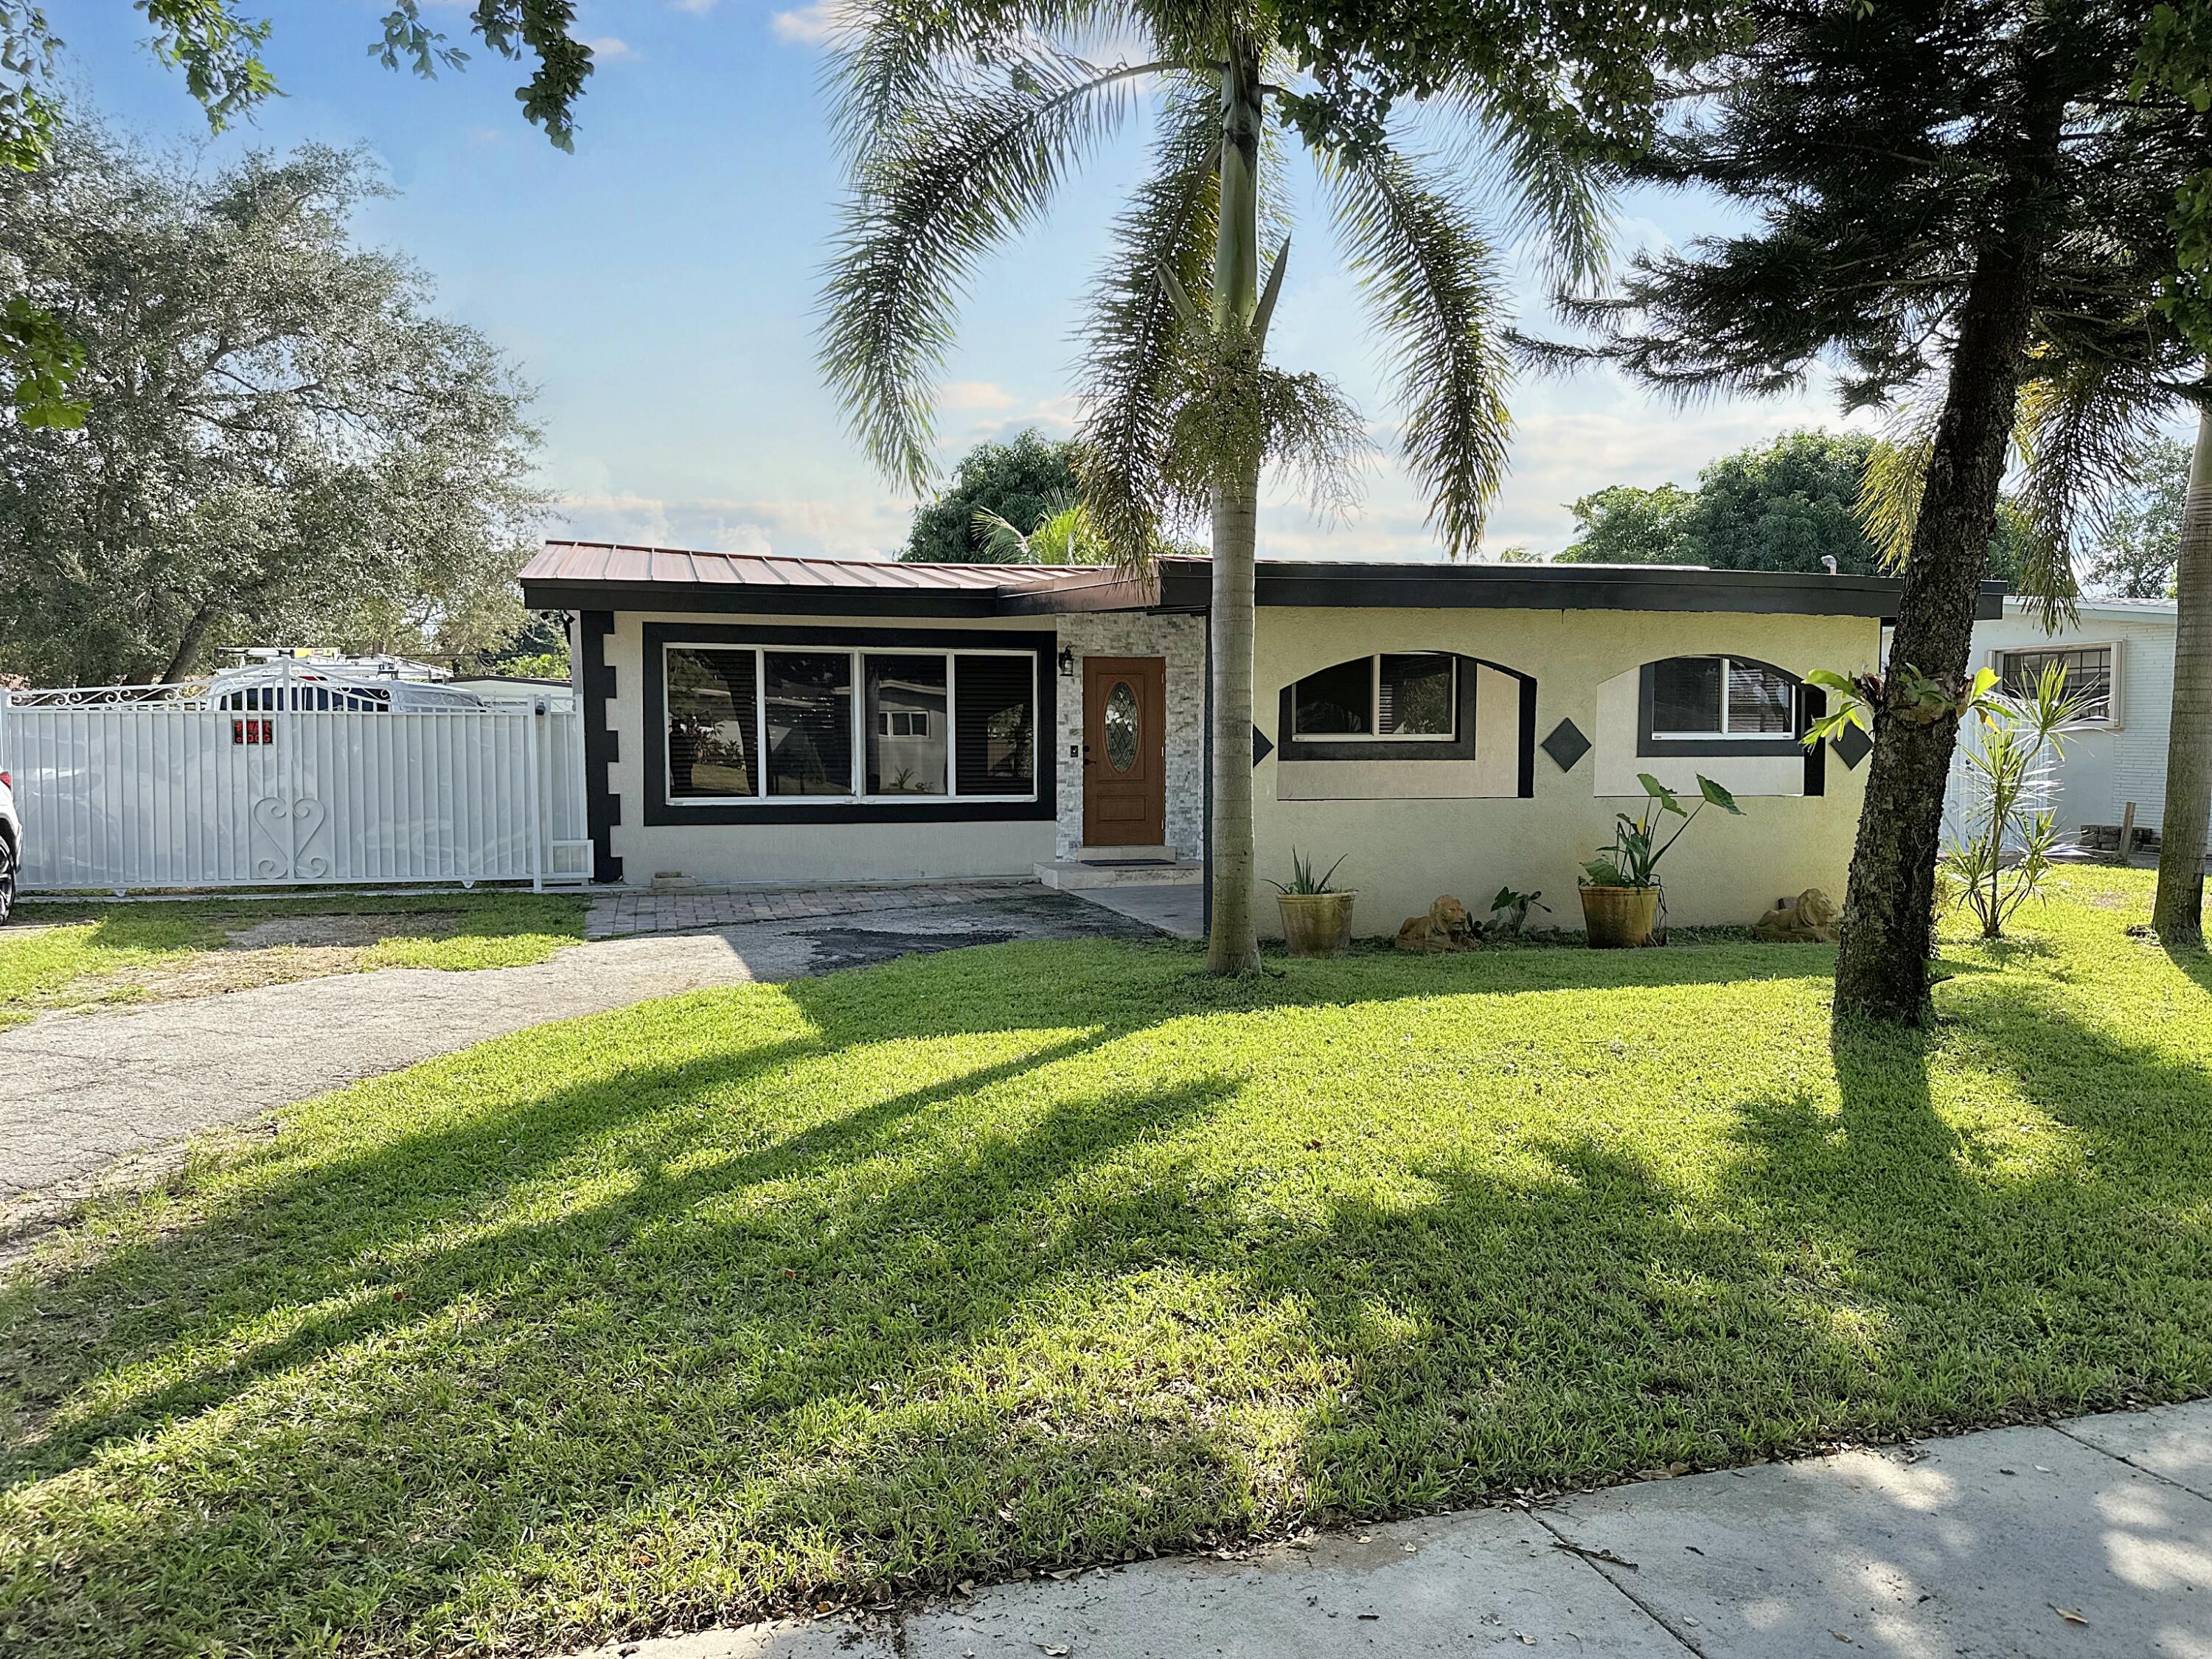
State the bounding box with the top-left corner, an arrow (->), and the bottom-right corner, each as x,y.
1082,655 -> 1167,848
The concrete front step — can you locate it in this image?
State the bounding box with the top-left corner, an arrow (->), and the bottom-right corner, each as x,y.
1034,858 -> 1203,891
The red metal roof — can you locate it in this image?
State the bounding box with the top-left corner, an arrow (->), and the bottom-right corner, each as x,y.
521,540 -> 1133,594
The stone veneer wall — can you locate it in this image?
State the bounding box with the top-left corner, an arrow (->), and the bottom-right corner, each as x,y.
1054,613 -> 1207,860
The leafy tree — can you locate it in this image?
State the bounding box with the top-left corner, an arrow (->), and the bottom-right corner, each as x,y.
2085,436 -> 2192,597
0,124 -> 546,685
819,1 -> 1690,972
0,1 -> 595,425
901,431 -> 1082,562
1556,482 -> 1697,565
1557,0 -> 2211,1024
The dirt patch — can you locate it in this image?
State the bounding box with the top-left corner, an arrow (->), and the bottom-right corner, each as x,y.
223,911 -> 462,950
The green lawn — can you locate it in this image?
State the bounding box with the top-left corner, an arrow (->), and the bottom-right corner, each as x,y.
4,870 -> 2209,1656
0,891 -> 588,1029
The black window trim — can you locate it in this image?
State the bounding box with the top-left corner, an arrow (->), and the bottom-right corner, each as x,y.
1289,652 -> 1461,743
1636,655 -> 1809,758
1275,652 -> 1537,796
641,622 -> 1056,826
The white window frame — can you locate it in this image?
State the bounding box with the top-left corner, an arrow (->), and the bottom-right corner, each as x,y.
1989,640 -> 2121,728
1649,655 -> 1798,741
661,643 -> 1040,807
1291,653 -> 1458,743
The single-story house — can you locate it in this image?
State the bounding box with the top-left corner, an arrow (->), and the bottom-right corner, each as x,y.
521,541 -> 2004,932
1964,595 -> 2180,852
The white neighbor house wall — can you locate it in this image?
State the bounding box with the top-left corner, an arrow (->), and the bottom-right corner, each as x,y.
0,667 -> 590,891
1966,597 -> 2177,838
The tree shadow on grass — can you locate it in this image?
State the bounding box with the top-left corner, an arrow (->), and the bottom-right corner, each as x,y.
12,928 -> 2193,1655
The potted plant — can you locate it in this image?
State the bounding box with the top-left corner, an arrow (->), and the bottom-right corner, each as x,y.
1579,773 -> 1743,947
1270,849 -> 1355,957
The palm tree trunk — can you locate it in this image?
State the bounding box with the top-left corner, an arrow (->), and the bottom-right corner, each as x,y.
2153,389 -> 2212,941
1203,41 -> 1265,975
1832,230 -> 2042,1024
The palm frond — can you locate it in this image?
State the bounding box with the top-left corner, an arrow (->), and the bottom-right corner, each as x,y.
829,0 -> 1140,159
1321,142 -> 1512,559
1074,80 -> 1218,566
818,46 -> 1157,490
2014,355 -> 2168,623
1437,86 -> 1615,294
1857,396 -> 1941,573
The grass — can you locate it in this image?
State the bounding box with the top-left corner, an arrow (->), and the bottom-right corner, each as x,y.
4,869 -> 2210,1656
0,891 -> 588,1029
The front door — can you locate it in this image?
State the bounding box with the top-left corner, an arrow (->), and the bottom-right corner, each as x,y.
1082,655 -> 1167,848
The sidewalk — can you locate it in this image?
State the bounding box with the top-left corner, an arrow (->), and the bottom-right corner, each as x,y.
599,1400 -> 2212,1658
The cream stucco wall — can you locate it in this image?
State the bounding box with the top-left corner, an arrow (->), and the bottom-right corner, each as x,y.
597,608 -> 1059,886
1252,607 -> 1883,933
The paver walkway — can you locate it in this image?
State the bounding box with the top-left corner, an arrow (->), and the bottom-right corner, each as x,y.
1,883 -> 1154,1220
596,1399 -> 2212,1658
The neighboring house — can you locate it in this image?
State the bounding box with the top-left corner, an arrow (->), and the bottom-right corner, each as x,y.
1966,595 -> 2179,849
521,542 -> 2000,931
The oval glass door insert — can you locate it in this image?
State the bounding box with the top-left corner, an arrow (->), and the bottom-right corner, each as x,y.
1104,681 -> 1139,772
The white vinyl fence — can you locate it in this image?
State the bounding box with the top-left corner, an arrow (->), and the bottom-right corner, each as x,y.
0,665 -> 592,892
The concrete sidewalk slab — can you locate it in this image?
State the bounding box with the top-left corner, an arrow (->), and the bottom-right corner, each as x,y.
901,1509 -> 1673,1656
1543,1418 -> 2212,1655
597,1402 -> 2212,1659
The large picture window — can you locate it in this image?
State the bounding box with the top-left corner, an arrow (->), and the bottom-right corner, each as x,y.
1649,655 -> 1796,738
664,644 -> 1037,805
1292,653 -> 1456,740
1995,644 -> 2114,723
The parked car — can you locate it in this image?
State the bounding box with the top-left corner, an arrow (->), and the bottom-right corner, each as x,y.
0,768 -> 18,924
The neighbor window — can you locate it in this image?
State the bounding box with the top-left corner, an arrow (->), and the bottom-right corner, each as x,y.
664,645 -> 1037,804
1649,655 -> 1797,738
1996,644 -> 2114,723
1293,653 -> 1456,740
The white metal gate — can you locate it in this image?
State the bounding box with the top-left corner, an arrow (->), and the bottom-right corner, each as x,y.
0,666 -> 592,892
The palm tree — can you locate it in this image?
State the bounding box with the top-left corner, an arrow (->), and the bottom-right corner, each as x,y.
818,2 -> 1601,973
2154,394 -> 2212,941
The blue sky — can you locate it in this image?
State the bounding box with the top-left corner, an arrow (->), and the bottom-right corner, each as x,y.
65,1 -> 1861,563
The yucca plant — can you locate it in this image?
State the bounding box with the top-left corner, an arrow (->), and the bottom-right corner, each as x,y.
1267,848 -> 1347,895
1938,662 -> 2088,939
817,1 -> 1619,973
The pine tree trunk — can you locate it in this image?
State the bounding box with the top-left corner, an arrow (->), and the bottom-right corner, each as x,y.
2152,391 -> 2212,942
1203,42 -> 1265,975
1832,236 -> 2042,1025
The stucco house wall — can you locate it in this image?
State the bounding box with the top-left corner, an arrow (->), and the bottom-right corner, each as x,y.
1965,597 -> 2176,837
1250,607 -> 1884,933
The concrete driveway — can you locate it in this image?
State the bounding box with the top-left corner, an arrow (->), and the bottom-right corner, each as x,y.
0,884 -> 1155,1225
598,1399 -> 2212,1658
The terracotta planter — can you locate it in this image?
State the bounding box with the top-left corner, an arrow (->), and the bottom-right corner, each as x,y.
1278,891 -> 1357,957
1580,884 -> 1660,949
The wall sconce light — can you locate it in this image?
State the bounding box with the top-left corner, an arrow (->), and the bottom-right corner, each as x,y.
1057,646 -> 1075,678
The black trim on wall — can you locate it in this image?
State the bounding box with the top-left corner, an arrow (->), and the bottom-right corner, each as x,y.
1273,653 -> 1537,798
1801,687 -> 1828,797
578,611 -> 624,885
638,621 -> 1057,827
523,568 -> 2006,623
1635,656 -> 1807,759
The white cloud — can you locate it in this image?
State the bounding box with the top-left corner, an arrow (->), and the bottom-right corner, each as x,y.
583,36 -> 636,62
938,380 -> 1021,412
771,3 -> 847,46
555,491 -> 913,561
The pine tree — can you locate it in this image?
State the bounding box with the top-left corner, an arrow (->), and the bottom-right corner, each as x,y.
1556,0 -> 2212,1023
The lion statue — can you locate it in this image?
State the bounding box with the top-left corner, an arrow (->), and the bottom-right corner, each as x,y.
1753,888 -> 1840,943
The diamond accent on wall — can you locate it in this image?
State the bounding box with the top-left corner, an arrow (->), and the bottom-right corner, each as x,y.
1832,723 -> 1872,769
1541,718 -> 1591,773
